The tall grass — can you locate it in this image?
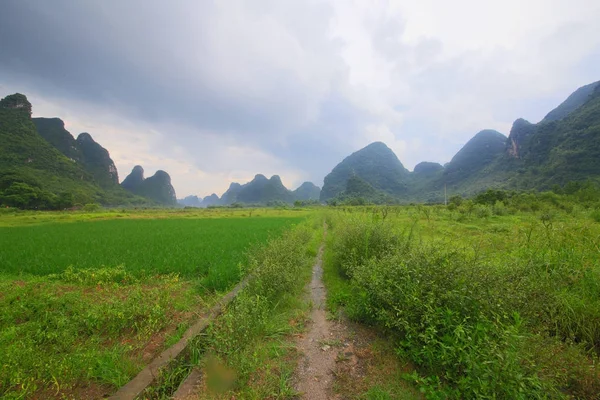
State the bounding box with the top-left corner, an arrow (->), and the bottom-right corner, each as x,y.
325,207 -> 600,398
189,219 -> 321,398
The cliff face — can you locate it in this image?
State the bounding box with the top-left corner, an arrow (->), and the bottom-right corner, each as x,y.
507,119 -> 535,158
121,165 -> 145,192
34,118 -> 120,188
76,132 -> 119,187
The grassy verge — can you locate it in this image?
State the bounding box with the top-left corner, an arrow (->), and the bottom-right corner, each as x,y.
140,216 -> 323,399
323,206 -> 600,399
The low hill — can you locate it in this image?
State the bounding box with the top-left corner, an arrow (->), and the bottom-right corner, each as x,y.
320,142 -> 410,202
121,166 -> 177,206
219,174 -> 294,205
293,182 -> 321,201
178,195 -> 202,207
202,193 -> 220,207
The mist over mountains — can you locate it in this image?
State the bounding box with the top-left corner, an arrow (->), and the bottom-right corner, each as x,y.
1,79 -> 599,208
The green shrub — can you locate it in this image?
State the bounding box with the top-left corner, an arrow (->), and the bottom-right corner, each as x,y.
474,204 -> 492,218
328,217 -> 553,398
83,203 -> 101,212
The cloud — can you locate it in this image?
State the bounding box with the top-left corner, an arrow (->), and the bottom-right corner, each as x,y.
1,0 -> 599,196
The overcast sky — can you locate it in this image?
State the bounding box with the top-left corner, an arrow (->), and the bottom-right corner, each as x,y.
1,0 -> 599,198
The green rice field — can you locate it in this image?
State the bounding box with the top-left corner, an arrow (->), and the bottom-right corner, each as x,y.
0,216 -> 303,289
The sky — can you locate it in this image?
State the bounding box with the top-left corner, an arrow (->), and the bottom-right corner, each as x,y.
1,0 -> 599,198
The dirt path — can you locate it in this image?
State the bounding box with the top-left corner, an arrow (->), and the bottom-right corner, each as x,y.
295,243 -> 342,399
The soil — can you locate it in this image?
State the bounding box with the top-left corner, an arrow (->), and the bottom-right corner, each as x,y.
294,244 -> 344,399
294,242 -> 421,400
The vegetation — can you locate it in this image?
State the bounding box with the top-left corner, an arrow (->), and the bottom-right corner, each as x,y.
323,191 -> 600,398
121,166 -> 177,206
0,210 -> 304,398
319,81 -> 600,204
320,141 -> 410,202
196,219 -> 320,398
292,181 -> 321,201
443,129 -> 506,185
0,94 -> 154,209
138,216 -> 322,399
543,80 -> 599,122
0,215 -> 302,290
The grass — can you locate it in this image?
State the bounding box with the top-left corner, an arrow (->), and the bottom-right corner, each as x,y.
0,206 -> 312,227
323,204 -> 600,399
0,209 -> 305,399
0,270 -> 198,399
0,216 -> 304,291
140,216 -> 323,399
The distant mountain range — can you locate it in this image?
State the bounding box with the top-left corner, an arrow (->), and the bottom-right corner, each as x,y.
178,175 -> 321,207
2,79 -> 599,208
320,80 -> 600,203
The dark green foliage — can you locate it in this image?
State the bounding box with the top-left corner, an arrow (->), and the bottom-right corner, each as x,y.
329,175 -> 398,205
137,170 -> 177,205
120,165 -> 144,191
510,87 -> 600,189
320,142 -> 410,201
0,95 -> 101,207
444,84 -> 600,195
33,118 -> 121,189
473,189 -> 508,205
322,81 -> 600,202
346,174 -> 378,198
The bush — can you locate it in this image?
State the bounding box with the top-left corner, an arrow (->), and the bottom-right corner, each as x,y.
492,200 -> 508,216
474,204 -> 492,218
83,203 -> 101,212
328,217 -> 551,398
